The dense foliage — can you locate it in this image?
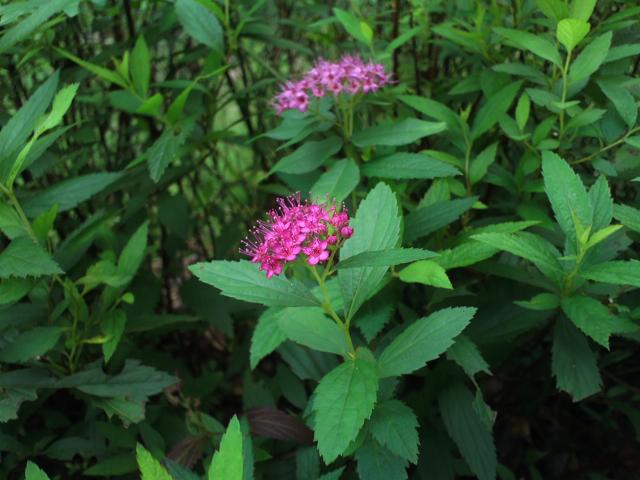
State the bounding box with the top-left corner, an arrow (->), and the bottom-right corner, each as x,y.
1,0 -> 640,479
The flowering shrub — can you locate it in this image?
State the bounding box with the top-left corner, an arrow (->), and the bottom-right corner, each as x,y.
3,2 -> 640,480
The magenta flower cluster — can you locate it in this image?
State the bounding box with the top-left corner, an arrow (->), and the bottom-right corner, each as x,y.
274,55 -> 390,114
241,194 -> 353,278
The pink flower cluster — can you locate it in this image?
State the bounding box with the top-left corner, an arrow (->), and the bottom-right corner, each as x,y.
241,194 -> 353,278
274,55 -> 390,114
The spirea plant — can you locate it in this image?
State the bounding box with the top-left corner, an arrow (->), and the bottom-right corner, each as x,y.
2,1 -> 640,479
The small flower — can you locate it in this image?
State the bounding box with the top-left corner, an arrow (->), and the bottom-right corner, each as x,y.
240,194 -> 353,277
273,55 -> 391,114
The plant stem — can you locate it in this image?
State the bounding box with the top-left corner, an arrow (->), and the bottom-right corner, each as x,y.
572,125 -> 640,165
558,50 -> 572,140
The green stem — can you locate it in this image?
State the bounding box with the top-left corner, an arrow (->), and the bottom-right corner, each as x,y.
309,265 -> 355,356
1,184 -> 38,243
572,125 -> 640,165
558,50 -> 572,140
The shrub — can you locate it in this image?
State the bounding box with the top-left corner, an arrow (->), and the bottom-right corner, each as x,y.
2,1 -> 640,479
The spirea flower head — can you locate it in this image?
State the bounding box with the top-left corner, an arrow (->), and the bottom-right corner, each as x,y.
274,55 -> 391,114
240,194 -> 353,278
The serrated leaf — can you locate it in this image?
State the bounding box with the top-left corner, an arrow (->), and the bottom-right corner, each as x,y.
272,136 -> 342,175
352,119 -> 446,147
312,348 -> 378,463
398,260 -> 453,289
472,231 -> 563,283
0,237 -> 62,278
310,158 -> 359,203
552,317 -> 602,401
493,27 -> 562,67
0,327 -> 64,363
438,382 -> 497,480
101,310 -> 126,364
588,175 -> 612,232
136,444 -> 173,480
131,36 -> 151,97
556,18 -> 590,52
470,143 -> 498,185
278,307 -> 348,355
362,153 -> 459,180
22,172 -> 121,217
250,308 -> 287,369
175,0 -> 223,51
471,81 -> 522,139
542,151 -> 592,248
613,203 -> 640,233
447,334 -> 491,377
580,260 -> 640,289
378,307 -> 476,378
337,248 -> 437,269
209,415 -> 244,480
569,32 -> 612,82
355,437 -> 408,480
405,196 -> 477,242
515,93 -> 530,132
561,295 -> 626,348
338,183 -> 401,320
147,129 -> 185,182
369,400 -> 419,464
190,260 -> 320,307
598,79 -> 637,129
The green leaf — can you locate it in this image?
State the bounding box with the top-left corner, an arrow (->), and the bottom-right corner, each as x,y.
25,461 -> 51,480
22,172 -> 121,217
571,0 -> 597,21
59,359 -> 178,399
588,175 -> 613,232
318,468 -> 346,480
362,153 -> 459,180
84,453 -> 137,476
552,317 -> 602,401
0,237 -> 62,278
278,307 -> 348,355
569,32 -> 612,82
613,203 -> 640,233
136,444 -> 173,480
541,151 -> 592,247
556,18 -> 590,53
580,260 -> 640,289
101,310 -> 127,364
438,382 -> 497,480
337,248 -> 437,269
310,158 -> 359,203
175,0 -> 223,51
352,119 -> 446,147
397,94 -> 463,138
0,326 -> 64,363
472,232 -> 563,283
0,72 -> 59,182
597,79 -> 637,129
369,400 -> 420,464
312,348 -> 378,463
405,197 -> 477,243
271,136 -> 342,174
493,28 -> 562,67
190,260 -> 320,307
333,8 -> 372,45
250,308 -> 287,369
469,143 -> 498,185
561,296 -> 622,348
131,36 -> 151,97
0,203 -> 26,239
0,0 -> 78,55
54,47 -> 128,88
39,83 -> 79,135
117,221 -> 148,281
0,277 -> 32,305
398,260 -> 453,289
338,183 -> 401,320
446,334 -> 491,377
471,80 -> 522,139
209,415 -> 244,480
147,129 -> 186,182
515,93 -> 530,132
378,307 -> 476,378
514,292 -> 560,311
355,437 -> 408,480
